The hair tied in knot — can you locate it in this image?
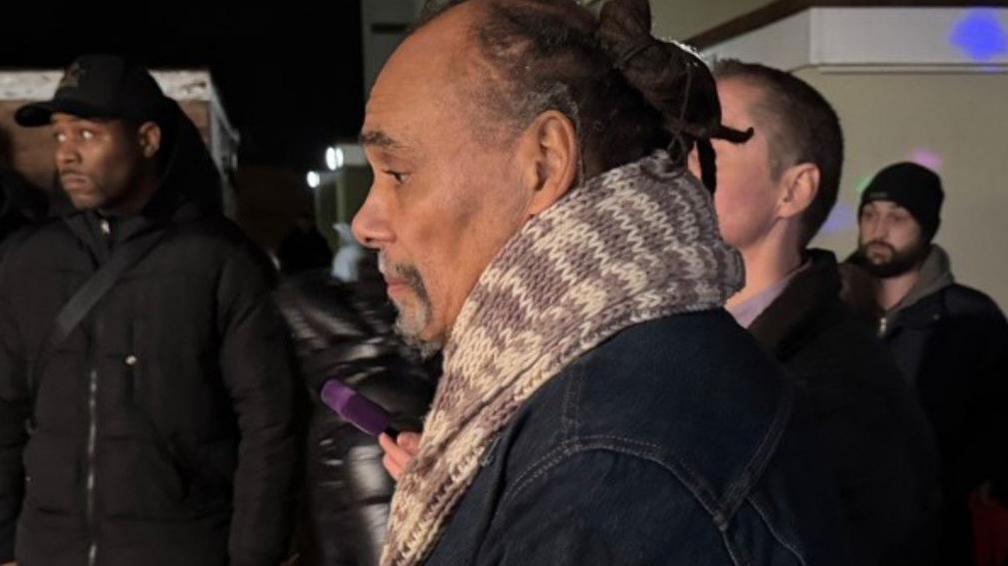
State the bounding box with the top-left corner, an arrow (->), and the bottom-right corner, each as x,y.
598,0 -> 657,68
616,36 -> 657,69
663,115 -> 708,140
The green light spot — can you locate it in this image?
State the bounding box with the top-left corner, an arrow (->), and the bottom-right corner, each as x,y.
854,176 -> 872,196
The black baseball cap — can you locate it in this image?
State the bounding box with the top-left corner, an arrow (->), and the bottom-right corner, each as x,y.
15,54 -> 169,127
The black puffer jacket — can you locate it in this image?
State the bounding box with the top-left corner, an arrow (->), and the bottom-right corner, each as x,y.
857,245 -> 1008,565
276,261 -> 436,566
0,168 -> 47,248
0,102 -> 300,566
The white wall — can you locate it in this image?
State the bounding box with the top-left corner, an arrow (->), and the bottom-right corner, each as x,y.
650,0 -> 771,42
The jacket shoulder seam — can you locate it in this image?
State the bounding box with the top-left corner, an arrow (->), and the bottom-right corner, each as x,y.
501,437 -> 730,526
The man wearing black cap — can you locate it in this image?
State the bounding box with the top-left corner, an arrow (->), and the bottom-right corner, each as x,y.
851,161 -> 1008,565
0,55 -> 300,566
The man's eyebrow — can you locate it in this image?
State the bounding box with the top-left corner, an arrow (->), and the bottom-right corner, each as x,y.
359,129 -> 405,150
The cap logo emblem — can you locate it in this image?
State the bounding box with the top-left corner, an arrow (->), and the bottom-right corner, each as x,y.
58,62 -> 85,90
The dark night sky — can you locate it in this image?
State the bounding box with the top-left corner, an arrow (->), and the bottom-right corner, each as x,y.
1,3 -> 366,171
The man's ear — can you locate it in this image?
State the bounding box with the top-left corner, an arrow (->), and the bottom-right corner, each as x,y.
514,110 -> 580,217
777,162 -> 819,219
137,121 -> 162,159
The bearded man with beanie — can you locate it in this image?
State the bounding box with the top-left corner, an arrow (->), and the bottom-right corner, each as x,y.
849,161 -> 1008,565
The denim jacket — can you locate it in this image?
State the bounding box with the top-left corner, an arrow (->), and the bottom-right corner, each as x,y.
425,310 -> 850,565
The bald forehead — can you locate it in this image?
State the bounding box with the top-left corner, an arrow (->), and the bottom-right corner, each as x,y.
374,1 -> 482,91
362,2 -> 504,151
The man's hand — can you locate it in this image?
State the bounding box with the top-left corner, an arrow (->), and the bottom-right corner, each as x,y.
379,432 -> 421,481
2,561 -> 16,565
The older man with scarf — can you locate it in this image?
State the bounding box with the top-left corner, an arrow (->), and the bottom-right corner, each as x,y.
353,0 -> 850,564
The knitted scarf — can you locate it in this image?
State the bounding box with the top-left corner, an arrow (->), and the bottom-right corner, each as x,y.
381,151 -> 744,565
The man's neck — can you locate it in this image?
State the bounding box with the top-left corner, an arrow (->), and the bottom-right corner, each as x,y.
99,176 -> 160,218
727,238 -> 803,310
876,268 -> 921,312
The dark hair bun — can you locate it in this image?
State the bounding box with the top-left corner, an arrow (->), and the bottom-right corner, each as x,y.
597,0 -> 753,192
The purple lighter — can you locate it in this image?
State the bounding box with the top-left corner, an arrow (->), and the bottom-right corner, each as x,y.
320,379 -> 399,437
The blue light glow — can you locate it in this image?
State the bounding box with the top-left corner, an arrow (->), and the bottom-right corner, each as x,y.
820,203 -> 857,236
950,10 -> 1007,62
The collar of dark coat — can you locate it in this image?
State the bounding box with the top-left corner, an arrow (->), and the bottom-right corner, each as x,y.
58,196 -> 205,267
747,248 -> 843,360
886,286 -> 948,330
887,245 -> 955,315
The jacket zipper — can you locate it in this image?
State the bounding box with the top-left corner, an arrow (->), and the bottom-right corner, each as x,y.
86,366 -> 98,566
88,224 -> 108,566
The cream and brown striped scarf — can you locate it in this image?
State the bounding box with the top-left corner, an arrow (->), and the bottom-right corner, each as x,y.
381,151 -> 743,565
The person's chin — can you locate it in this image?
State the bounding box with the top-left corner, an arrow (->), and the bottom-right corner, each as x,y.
67,192 -> 103,210
863,247 -> 892,265
396,316 -> 438,355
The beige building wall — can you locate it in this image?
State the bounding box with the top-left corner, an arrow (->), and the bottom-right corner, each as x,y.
650,0 -> 771,41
